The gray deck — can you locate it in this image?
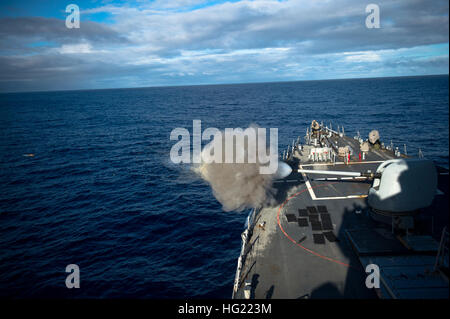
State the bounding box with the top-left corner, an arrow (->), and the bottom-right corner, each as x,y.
234,133 -> 449,299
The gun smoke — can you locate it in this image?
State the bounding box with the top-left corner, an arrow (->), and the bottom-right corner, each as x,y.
193,126 -> 279,212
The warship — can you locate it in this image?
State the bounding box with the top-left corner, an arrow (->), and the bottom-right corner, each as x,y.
232,120 -> 449,299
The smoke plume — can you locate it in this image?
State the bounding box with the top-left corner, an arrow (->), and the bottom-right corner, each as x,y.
194,125 -> 277,212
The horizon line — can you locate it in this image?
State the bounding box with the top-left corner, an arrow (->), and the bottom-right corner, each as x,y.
1,73 -> 448,95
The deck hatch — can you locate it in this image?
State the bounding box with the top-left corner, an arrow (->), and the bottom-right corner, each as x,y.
313,234 -> 325,244
307,206 -> 318,214
285,214 -> 297,222
298,209 -> 308,217
320,214 -> 334,230
298,218 -> 308,227
323,231 -> 338,242
311,221 -> 322,231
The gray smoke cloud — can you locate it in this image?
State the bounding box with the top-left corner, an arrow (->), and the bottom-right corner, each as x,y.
193,125 -> 277,212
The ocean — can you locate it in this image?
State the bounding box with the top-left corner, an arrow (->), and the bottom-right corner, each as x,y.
0,75 -> 448,298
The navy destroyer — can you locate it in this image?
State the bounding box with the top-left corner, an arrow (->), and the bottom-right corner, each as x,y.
232,121 -> 449,299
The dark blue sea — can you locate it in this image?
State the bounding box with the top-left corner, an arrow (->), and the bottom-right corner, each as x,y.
0,75 -> 448,298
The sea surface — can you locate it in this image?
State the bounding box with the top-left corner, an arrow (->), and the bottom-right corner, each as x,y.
0,75 -> 448,298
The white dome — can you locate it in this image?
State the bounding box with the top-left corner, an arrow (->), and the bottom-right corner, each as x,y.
368,159 -> 437,212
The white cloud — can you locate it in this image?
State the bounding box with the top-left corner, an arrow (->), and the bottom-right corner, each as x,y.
344,52 -> 382,62
1,0 -> 448,92
56,43 -> 110,55
57,43 -> 93,54
147,0 -> 210,10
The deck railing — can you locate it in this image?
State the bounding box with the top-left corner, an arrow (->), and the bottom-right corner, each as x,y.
232,207 -> 258,298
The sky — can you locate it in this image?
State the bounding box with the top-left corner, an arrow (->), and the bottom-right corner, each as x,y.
0,0 -> 448,93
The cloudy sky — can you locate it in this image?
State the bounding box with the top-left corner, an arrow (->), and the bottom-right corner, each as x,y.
0,0 -> 448,92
